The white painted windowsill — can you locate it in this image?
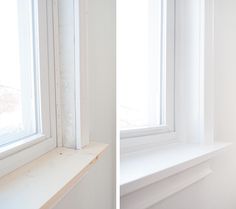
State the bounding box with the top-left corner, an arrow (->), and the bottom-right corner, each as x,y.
0,142 -> 108,209
121,142 -> 230,209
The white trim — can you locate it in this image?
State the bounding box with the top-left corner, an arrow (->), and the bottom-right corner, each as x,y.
74,0 -> 90,149
199,0 -> 215,144
0,134 -> 46,159
121,162 -> 212,209
35,0 -> 53,137
121,126 -> 173,139
44,0 -> 57,140
121,132 -> 177,155
74,0 -> 81,148
164,0 -> 175,132
174,0 -> 203,143
121,142 -> 229,196
173,0 -> 215,144
18,0 -> 37,138
53,0 -> 63,147
0,135 -> 55,178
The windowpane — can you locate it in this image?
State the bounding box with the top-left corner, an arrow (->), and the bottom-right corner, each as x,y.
118,0 -> 164,130
0,0 -> 37,146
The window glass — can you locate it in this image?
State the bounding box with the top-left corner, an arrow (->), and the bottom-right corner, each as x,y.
118,0 -> 165,130
0,0 -> 37,146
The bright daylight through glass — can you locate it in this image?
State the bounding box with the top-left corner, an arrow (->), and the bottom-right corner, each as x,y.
0,0 -> 37,146
118,0 -> 164,130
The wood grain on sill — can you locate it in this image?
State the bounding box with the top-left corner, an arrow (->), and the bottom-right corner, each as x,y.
0,142 -> 108,209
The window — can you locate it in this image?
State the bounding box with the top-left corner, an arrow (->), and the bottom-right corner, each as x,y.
0,0 -> 57,176
0,0 -> 91,178
118,0 -> 175,138
0,1 -> 38,146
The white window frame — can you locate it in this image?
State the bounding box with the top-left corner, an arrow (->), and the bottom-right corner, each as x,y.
0,0 -> 90,178
120,0 -> 175,140
74,0 -> 90,149
0,1 -> 38,146
0,0 -> 57,178
120,0 -> 215,154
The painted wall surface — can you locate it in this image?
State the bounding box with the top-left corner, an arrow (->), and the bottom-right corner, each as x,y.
54,0 -> 116,208
149,0 -> 236,208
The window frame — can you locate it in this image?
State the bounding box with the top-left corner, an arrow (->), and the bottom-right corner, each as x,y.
120,0 -> 215,156
0,1 -> 37,145
119,0 -> 176,140
0,0 -> 57,178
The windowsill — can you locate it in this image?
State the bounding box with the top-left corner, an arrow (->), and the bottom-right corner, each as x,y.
121,142 -> 230,197
0,142 -> 108,209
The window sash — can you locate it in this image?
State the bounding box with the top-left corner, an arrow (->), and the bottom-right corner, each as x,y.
120,0 -> 175,139
0,0 -> 57,160
0,0 -> 37,145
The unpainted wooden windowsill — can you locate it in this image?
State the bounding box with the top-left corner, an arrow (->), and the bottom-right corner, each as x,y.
0,142 -> 108,209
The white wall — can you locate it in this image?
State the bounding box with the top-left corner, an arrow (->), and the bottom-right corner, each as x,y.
149,0 -> 236,208
54,0 -> 116,208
